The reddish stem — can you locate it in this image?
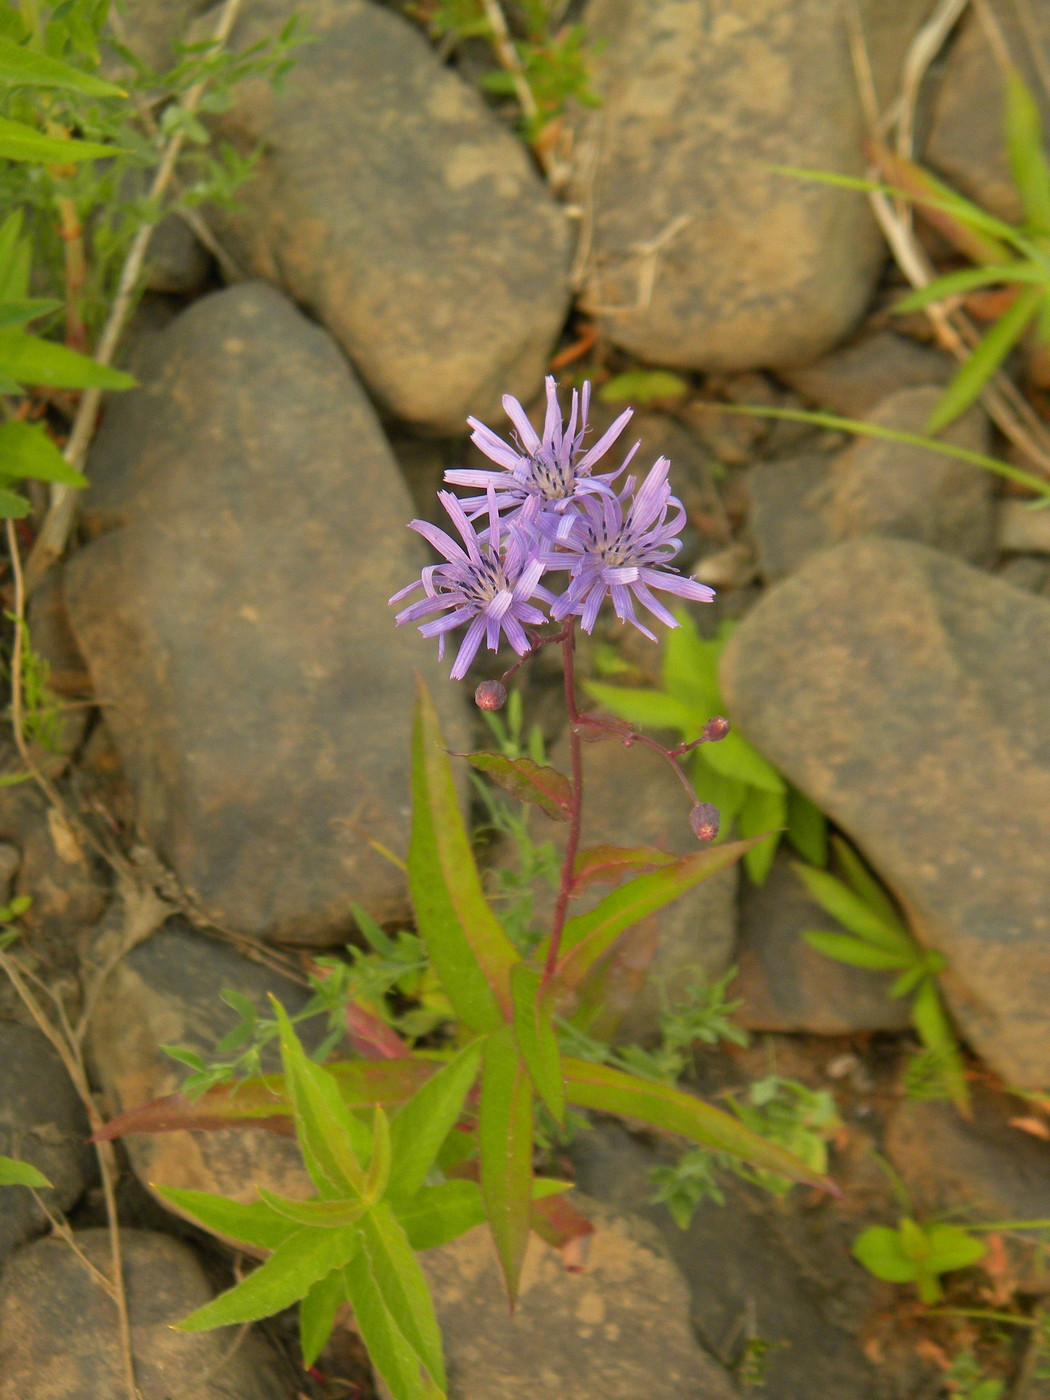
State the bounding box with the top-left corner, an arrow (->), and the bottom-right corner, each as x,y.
575,711 -> 701,808
544,618 -> 583,982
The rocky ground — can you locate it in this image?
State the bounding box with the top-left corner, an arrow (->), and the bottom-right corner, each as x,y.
4,1 -> 1050,1397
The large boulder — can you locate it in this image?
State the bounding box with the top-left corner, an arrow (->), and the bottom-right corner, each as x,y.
572,0 -> 927,369
65,282 -> 469,944
209,0 -> 572,432
720,537 -> 1050,1088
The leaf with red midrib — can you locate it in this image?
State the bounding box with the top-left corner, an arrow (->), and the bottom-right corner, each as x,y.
571,843 -> 675,894
458,751 -> 572,821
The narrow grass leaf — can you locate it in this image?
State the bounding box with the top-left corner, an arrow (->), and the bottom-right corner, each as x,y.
0,1156 -> 50,1188
802,929 -> 912,970
792,864 -> 913,951
1006,71 -> 1050,232
562,1057 -> 837,1193
0,328 -> 135,389
360,1204 -> 446,1388
175,1226 -> 360,1331
510,962 -> 564,1124
156,1186 -> 298,1250
387,1039 -> 483,1200
342,1252 -> 428,1400
460,752 -> 571,820
300,1268 -> 345,1369
0,35 -> 126,94
894,264 -> 1041,313
479,1025 -> 534,1303
409,678 -> 518,1030
0,116 -> 126,163
927,283 -> 1044,433
549,838 -> 759,992
830,836 -> 900,927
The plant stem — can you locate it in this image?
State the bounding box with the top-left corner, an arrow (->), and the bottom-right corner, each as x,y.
575,711 -> 703,808
544,618 -> 581,981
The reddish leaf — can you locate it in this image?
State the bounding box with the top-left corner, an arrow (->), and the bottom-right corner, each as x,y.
93,1058 -> 439,1141
871,143 -> 1015,266
529,1191 -> 595,1268
571,843 -> 675,894
460,752 -> 572,821
344,1002 -> 411,1060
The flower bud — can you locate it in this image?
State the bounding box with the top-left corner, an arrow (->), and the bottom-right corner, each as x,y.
703,716 -> 731,742
474,679 -> 507,711
690,802 -> 720,843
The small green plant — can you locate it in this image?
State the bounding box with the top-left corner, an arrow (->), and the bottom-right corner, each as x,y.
0,1155 -> 50,1188
794,836 -> 968,1112
598,369 -> 690,406
945,1352 -> 1005,1400
852,1217 -> 986,1305
586,611 -> 827,882
0,893 -> 31,950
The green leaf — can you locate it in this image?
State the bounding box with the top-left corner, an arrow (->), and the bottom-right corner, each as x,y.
387,1040 -> 483,1201
1005,70 -> 1050,233
364,1106 -> 392,1202
927,284 -> 1044,433
562,1057 -> 836,1192
461,752 -> 571,820
923,1223 -> 986,1274
802,929 -> 912,970
894,263 -> 1043,313
0,115 -> 125,162
0,35 -> 126,94
571,843 -> 676,893
510,963 -> 564,1124
890,964 -> 928,998
661,612 -> 721,713
0,486 -> 30,518
256,1189 -> 369,1229
736,785 -> 785,883
584,681 -> 695,735
785,786 -> 827,866
300,1268 -> 345,1369
830,836 -> 900,928
0,297 -> 61,330
0,421 -> 86,487
360,1203 -> 446,1388
0,330 -> 136,390
271,998 -> 370,1198
852,1225 -> 918,1283
548,838 -> 759,992
342,1253 -> 429,1400
155,1186 -> 299,1251
702,729 -> 785,794
792,864 -> 913,952
598,370 -> 689,405
396,1180 -> 487,1252
0,213 -> 29,301
409,679 -> 519,1031
478,1025 -> 534,1303
0,1154 -> 50,1188
910,978 -> 969,1113
691,756 -> 748,825
175,1226 -> 361,1330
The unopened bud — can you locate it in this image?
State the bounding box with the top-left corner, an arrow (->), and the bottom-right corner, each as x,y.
690,802 -> 720,843
703,716 -> 731,742
474,680 -> 507,711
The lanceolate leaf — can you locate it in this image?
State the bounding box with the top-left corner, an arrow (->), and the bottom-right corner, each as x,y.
256,1189 -> 368,1229
397,1180 -> 488,1252
155,1186 -> 298,1251
702,729 -> 785,794
0,297 -> 61,330
409,679 -> 519,1031
359,1204 -> 446,1389
478,1026 -> 534,1304
0,487 -> 29,518
0,328 -> 135,389
792,863 -> 913,952
0,420 -> 86,487
175,1226 -> 361,1331
460,751 -> 571,820
342,1252 -> 431,1400
802,929 -> 912,971
387,1039 -> 483,1201
1006,69 -> 1050,233
0,35 -> 126,95
548,838 -> 759,993
93,1057 -> 438,1141
584,681 -> 695,734
510,963 -> 564,1124
830,836 -> 900,929
0,1155 -> 50,1188
0,115 -> 126,163
562,1058 -> 837,1193
927,283 -> 1044,433
300,1269 -> 345,1369
571,843 -> 675,894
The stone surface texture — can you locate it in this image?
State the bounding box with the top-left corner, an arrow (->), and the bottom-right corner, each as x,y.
720,536 -> 1050,1088
418,1197 -> 737,1400
0,1229 -> 293,1400
733,850 -> 911,1034
0,1021 -> 95,1263
572,0 -> 926,369
65,282 -> 469,943
88,920 -> 315,1220
209,0 -> 571,432
778,330 -> 952,418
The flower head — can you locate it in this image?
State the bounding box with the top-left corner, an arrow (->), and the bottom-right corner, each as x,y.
390,488 -> 553,680
445,375 -> 639,525
542,457 -> 715,640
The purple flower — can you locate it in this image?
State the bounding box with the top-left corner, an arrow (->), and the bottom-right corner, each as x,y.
542,457 -> 715,640
390,488 -> 553,680
445,376 -> 639,525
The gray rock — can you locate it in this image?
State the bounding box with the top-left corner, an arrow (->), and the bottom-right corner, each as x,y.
418,1198 -> 736,1400
65,282 -> 469,944
87,920 -> 316,1218
733,849 -> 911,1034
572,1122 -> 911,1400
0,1021 -> 95,1264
778,330 -> 953,418
144,211 -> 211,296
720,536 -> 1050,1088
210,0 -> 571,432
925,2 -> 1050,225
0,1229 -> 294,1400
572,0 -> 926,370
537,733 -> 739,1044
999,498 -> 1050,556
748,388 -> 994,581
